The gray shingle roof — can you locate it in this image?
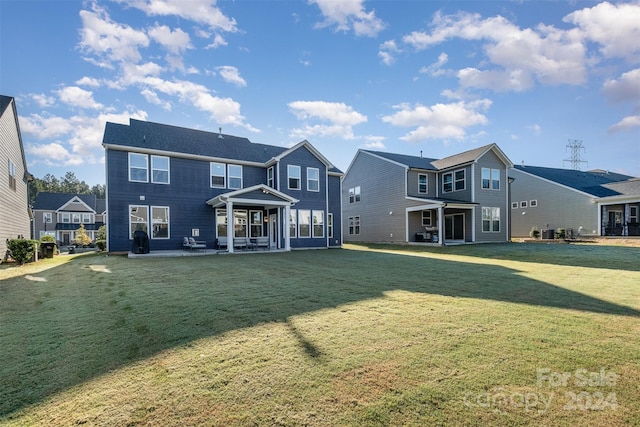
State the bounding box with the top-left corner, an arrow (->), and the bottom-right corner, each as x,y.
362,150 -> 438,170
32,192 -> 103,211
431,144 -> 497,170
513,165 -> 635,197
601,178 -> 640,196
102,119 -> 343,174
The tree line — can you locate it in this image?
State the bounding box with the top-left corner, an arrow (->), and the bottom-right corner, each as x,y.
28,172 -> 105,205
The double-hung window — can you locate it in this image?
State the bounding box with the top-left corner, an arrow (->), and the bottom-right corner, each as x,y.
482,168 -> 500,190
418,174 -> 427,194
454,169 -> 465,191
422,210 -> 432,227
312,210 -> 324,238
307,167 -> 319,192
211,162 -> 225,188
250,211 -> 263,237
129,153 -> 148,182
289,209 -> 297,238
129,205 -> 149,238
298,210 -> 311,237
228,164 -> 242,189
267,166 -> 274,188
327,213 -> 333,238
482,207 -> 500,232
288,165 -> 301,190
348,216 -> 360,235
442,173 -> 453,193
349,186 -> 361,203
151,155 -> 169,184
151,206 -> 169,238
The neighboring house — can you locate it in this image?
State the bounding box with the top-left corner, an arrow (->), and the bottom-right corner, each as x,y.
509,165 -> 637,237
0,95 -> 32,258
32,192 -> 106,246
102,119 -> 342,253
342,143 -> 513,245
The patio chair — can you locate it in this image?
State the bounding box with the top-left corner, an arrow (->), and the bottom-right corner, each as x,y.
187,237 -> 206,251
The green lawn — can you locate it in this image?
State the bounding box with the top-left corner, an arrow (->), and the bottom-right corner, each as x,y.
1,243 -> 639,426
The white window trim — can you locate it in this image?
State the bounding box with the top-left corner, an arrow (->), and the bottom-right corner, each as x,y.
511,202 -> 519,209
521,201 -> 528,208
267,166 -> 274,188
128,153 -> 149,183
289,209 -> 297,238
482,207 -> 501,233
348,216 -> 360,235
312,210 -> 324,238
442,172 -> 453,193
454,169 -> 466,191
307,167 -> 320,192
228,164 -> 243,190
151,155 -> 170,185
298,209 -> 311,238
328,213 -> 333,238
210,162 -> 226,188
151,206 -> 170,239
288,165 -> 301,190
422,210 -> 432,227
530,200 -> 538,207
418,174 -> 428,194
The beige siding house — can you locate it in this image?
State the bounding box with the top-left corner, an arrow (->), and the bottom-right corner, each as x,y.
0,95 -> 32,259
343,144 -> 513,245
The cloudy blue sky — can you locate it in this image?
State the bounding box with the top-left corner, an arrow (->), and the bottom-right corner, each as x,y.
1,0 -> 639,186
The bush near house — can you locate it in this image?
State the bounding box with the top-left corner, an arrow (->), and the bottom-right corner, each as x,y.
529,226 -> 540,239
73,224 -> 93,247
5,239 -> 38,265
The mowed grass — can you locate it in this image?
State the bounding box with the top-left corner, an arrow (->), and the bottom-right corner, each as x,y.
1,242 -> 639,426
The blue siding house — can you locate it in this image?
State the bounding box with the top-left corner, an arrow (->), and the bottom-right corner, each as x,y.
102,119 -> 342,253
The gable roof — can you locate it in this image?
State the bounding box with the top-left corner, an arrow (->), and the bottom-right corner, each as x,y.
360,143 -> 512,172
361,150 -> 438,170
513,165 -> 635,197
0,95 -> 31,180
601,178 -> 640,196
103,119 -> 343,173
431,143 -> 512,170
32,192 -> 104,211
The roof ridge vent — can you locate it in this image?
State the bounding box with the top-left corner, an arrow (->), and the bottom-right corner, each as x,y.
218,127 -> 224,139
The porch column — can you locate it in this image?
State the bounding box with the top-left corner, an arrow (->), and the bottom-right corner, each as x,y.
438,206 -> 444,246
624,203 -> 631,236
226,200 -> 234,253
284,205 -> 291,251
601,205 -> 607,236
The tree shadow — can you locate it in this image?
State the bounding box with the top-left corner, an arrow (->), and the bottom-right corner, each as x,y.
1,248 -> 638,417
354,242 -> 640,272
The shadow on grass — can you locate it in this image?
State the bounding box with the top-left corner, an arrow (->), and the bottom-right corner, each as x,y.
1,248 -> 638,417
354,242 -> 640,272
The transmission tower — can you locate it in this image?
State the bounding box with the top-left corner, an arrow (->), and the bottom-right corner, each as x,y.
563,139 -> 588,170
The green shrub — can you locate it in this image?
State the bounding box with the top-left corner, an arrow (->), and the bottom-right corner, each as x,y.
95,240 -> 107,251
7,239 -> 38,265
529,227 -> 540,239
40,235 -> 55,243
555,228 -> 566,239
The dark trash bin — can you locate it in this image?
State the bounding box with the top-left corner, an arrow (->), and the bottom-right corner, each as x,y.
41,242 -> 56,258
132,230 -> 150,254
541,229 -> 554,240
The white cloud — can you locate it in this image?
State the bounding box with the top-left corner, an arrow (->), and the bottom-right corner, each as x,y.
602,68 -> 640,104
608,115 -> 640,134
378,39 -> 400,65
57,86 -> 104,110
527,124 -> 542,135
288,100 -> 367,140
23,110 -> 148,167
401,10 -> 587,91
76,76 -> 101,87
216,65 -> 247,87
360,135 -> 385,149
116,0 -> 238,32
564,1 -> 640,62
381,99 -> 491,143
31,93 -> 55,107
148,23 -> 192,55
310,0 -> 385,37
419,52 -> 449,76
78,4 -> 150,66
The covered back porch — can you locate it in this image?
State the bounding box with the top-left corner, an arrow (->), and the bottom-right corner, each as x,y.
206,184 -> 299,253
406,201 -> 477,245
